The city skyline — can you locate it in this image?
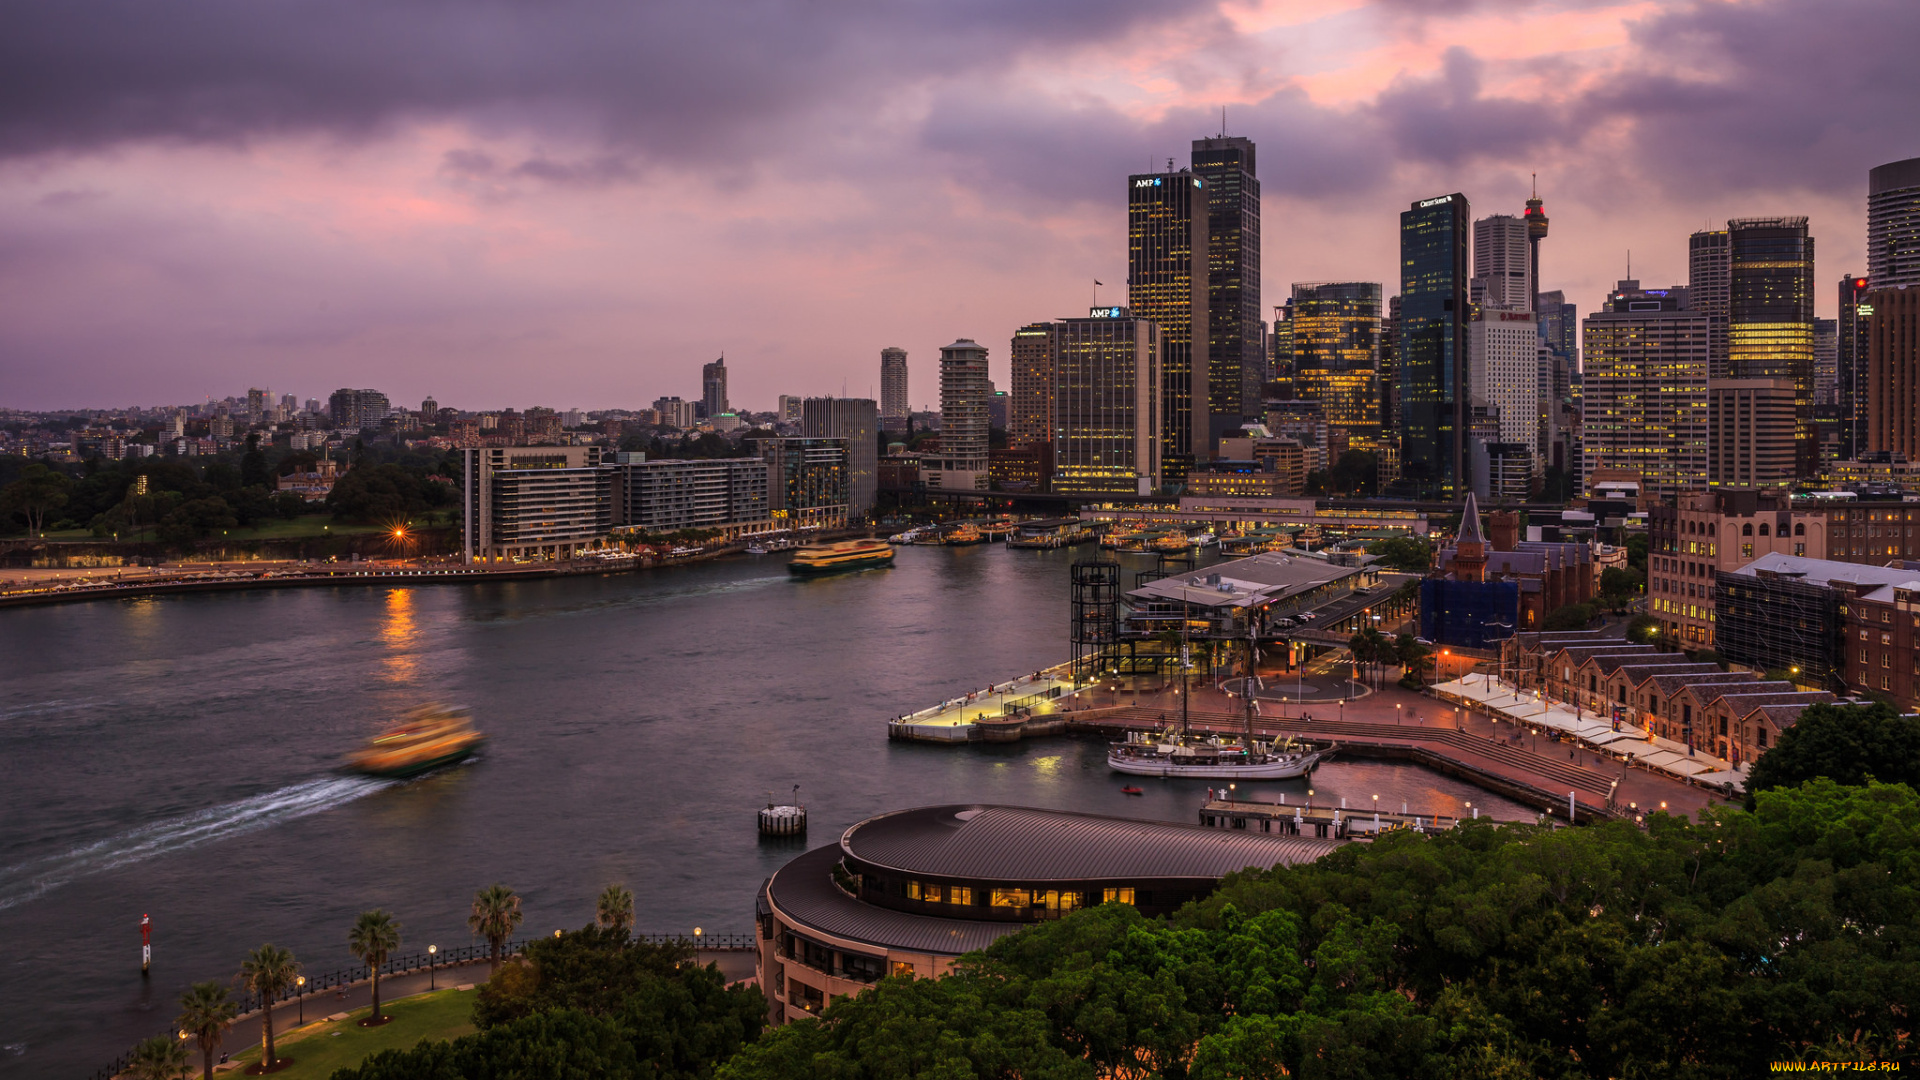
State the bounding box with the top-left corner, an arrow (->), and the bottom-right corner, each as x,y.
4,0 -> 1919,412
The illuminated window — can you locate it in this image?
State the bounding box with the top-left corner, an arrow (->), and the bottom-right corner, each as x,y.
922,883 -> 943,903
906,880 -> 920,900
1101,887 -> 1136,905
891,960 -> 916,978
991,888 -> 1030,908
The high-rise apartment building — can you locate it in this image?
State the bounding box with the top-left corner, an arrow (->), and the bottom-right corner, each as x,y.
777,395 -> 804,423
1290,282 -> 1381,441
879,347 -> 910,431
1399,193 -> 1471,497
1689,229 -> 1731,377
1191,136 -> 1261,425
1128,169 -> 1209,478
654,396 -> 697,430
702,356 -> 729,418
801,397 -> 878,515
1051,309 -> 1161,497
460,446 -> 613,563
928,339 -> 991,490
1868,157 -> 1920,290
750,437 -> 852,530
328,388 -> 391,432
1726,217 -> 1816,478
613,456 -> 770,539
1009,323 -> 1056,444
1866,286 -> 1920,459
1838,275 -> 1872,458
1580,282 -> 1709,498
1708,378 -> 1796,490
1269,300 -> 1292,387
1472,214 -> 1531,309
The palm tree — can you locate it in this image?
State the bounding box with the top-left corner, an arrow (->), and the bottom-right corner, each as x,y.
125,1034 -> 190,1080
348,910 -> 401,1025
237,944 -> 300,1069
175,981 -> 238,1080
596,884 -> 634,935
469,884 -> 523,975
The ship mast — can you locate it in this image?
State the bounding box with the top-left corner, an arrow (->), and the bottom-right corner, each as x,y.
1245,616 -> 1258,746
1179,598 -> 1191,737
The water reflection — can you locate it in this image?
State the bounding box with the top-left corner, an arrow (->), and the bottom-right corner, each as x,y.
380,587 -> 419,687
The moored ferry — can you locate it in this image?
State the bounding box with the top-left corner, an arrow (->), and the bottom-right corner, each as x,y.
346,704 -> 486,778
788,539 -> 895,575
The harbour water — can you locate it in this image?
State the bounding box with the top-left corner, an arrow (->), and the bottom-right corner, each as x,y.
0,543 -> 1528,1075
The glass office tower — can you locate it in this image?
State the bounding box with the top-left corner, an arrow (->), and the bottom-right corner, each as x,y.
1291,282 -> 1382,441
1399,194 -> 1471,497
1191,136 -> 1262,429
1128,170 -> 1209,479
1727,217 -> 1816,478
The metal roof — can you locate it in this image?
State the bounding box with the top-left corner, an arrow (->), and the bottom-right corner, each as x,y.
765,844 -> 1021,956
1127,550 -> 1363,610
840,804 -> 1337,883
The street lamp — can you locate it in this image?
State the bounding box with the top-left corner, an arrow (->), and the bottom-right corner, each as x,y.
427,945 -> 437,991
295,976 -> 306,1025
1395,703 -> 1402,725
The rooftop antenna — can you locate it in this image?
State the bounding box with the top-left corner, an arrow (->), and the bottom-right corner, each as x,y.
1531,172 -> 1537,199
1167,156 -> 1175,173
1221,105 -> 1227,137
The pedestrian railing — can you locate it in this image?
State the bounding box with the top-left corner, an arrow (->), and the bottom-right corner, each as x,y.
86,929 -> 749,1080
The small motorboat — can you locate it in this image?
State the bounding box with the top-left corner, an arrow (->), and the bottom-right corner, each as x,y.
1120,786 -> 1144,796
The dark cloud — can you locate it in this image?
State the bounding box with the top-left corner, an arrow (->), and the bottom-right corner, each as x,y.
0,0 -> 1210,163
1578,0 -> 1920,196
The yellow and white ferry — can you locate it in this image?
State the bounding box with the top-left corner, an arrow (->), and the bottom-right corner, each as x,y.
787,539 -> 896,575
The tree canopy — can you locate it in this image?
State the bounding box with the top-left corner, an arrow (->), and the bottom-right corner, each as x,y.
1745,701 -> 1920,807
722,780 -> 1920,1079
1366,536 -> 1432,572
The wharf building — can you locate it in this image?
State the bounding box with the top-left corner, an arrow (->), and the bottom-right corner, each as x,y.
612,456 -> 770,540
1726,218 -> 1817,478
1647,489 -> 1824,650
460,446 -> 614,563
801,398 -> 878,515
1051,309 -> 1161,498
879,348 -> 910,432
1192,135 -> 1263,424
1425,492 -> 1593,645
1579,281 -> 1709,500
751,437 -> 853,531
1289,282 -> 1383,445
1500,634 -> 1834,764
755,805 -> 1335,1025
1399,193 -> 1472,498
1128,168 -> 1210,479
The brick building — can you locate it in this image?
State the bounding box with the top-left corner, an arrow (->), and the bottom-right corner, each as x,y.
1647,490 -> 1827,648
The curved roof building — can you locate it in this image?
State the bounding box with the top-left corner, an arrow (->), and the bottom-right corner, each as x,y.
755,804 -> 1337,1023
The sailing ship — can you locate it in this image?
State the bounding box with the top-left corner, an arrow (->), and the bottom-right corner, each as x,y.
1107,729 -> 1333,779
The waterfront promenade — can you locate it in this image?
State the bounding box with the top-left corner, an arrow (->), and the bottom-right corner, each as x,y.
900,671 -> 1731,822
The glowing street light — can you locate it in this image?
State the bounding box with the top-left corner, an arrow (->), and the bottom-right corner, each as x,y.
427,945 -> 437,991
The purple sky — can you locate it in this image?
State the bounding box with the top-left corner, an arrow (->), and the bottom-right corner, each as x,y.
3,0 -> 1916,413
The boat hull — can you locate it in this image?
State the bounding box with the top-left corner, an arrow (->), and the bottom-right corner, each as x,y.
348,745 -> 478,778
1106,749 -> 1329,780
787,554 -> 894,575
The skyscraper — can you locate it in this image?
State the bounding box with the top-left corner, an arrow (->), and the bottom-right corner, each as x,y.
1868,156 -> 1920,290
1727,217 -> 1816,477
1128,168 -> 1209,478
1052,309 -> 1161,497
801,397 -> 878,515
1399,193 -> 1471,497
1708,379 -> 1796,490
1290,282 -> 1381,441
1191,136 -> 1261,426
1472,215 -> 1531,310
1469,306 -> 1540,452
1009,322 -> 1057,444
928,339 -> 991,491
702,356 -> 729,418
1866,287 -> 1920,460
1838,275 -> 1872,458
1269,300 -> 1292,388
1689,229 -> 1732,377
1380,295 -> 1400,435
879,347 -> 909,431
1580,282 -> 1709,498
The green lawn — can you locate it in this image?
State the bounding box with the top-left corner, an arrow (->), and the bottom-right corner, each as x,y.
226,988 -> 477,1077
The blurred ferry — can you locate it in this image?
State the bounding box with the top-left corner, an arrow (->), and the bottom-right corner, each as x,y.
788,539 -> 895,575
346,705 -> 485,778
